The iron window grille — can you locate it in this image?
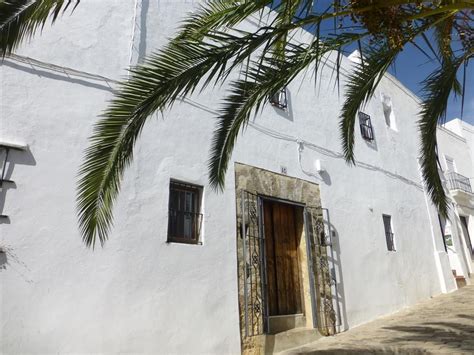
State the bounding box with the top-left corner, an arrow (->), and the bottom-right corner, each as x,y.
382,214 -> 396,251
269,88 -> 288,110
167,181 -> 203,244
358,112 -> 374,141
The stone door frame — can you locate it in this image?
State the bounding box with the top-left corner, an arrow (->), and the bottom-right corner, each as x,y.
234,163 -> 336,353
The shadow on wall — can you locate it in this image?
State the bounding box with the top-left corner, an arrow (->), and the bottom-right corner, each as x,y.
2,61 -> 115,92
364,126 -> 378,153
326,222 -> 349,332
298,145 -> 332,186
138,0 -> 150,62
0,244 -> 33,283
0,248 -> 7,270
0,146 -> 36,224
319,170 -> 332,186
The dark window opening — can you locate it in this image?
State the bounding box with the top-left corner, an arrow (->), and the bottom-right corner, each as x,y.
167,181 -> 203,244
269,88 -> 288,110
383,214 -> 395,251
359,112 -> 374,141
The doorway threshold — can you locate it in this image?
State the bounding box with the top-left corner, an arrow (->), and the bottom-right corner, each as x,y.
268,314 -> 306,334
264,328 -> 322,354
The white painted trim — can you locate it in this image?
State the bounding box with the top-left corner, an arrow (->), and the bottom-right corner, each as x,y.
0,140 -> 28,150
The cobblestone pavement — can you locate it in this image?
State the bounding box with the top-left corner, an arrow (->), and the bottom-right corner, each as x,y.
284,284 -> 474,354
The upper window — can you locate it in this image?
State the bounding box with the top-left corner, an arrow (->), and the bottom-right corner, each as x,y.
381,94 -> 397,130
269,88 -> 288,110
382,214 -> 396,251
167,180 -> 203,244
444,155 -> 456,172
358,112 -> 374,141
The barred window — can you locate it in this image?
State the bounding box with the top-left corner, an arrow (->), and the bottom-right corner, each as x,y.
269,87 -> 288,110
358,112 -> 374,141
167,181 -> 203,244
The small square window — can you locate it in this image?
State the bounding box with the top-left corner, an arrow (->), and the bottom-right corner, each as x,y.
167,181 -> 203,244
358,112 -> 374,141
382,214 -> 396,251
269,87 -> 288,110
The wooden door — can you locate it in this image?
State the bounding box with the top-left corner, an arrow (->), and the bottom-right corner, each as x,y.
264,200 -> 303,316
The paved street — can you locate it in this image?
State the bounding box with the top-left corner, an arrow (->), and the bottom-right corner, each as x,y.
284,284 -> 474,354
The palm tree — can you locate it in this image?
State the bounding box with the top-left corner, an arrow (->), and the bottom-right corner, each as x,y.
1,0 -> 473,247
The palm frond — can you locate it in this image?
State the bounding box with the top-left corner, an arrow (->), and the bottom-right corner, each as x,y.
0,0 -> 79,55
271,0 -> 301,60
208,56 -> 296,190
339,9 -> 463,164
339,45 -> 401,164
77,36 -> 255,247
208,79 -> 265,190
177,0 -> 273,41
432,15 -> 464,122
76,24 -> 305,247
420,32 -> 441,63
418,51 -> 472,217
209,33 -> 366,189
76,0 -> 473,247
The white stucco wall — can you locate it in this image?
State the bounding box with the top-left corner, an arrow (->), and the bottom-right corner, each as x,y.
462,122 -> 474,182
438,122 -> 473,179
443,119 -> 474,184
1,1 -> 456,353
437,120 -> 474,279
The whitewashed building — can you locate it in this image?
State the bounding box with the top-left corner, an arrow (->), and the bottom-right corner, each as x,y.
437,119 -> 474,286
0,1 -> 464,353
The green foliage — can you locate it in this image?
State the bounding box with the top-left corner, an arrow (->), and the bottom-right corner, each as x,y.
1,0 -> 472,245
340,45 -> 401,165
77,6 -> 301,247
419,52 -> 472,217
0,0 -> 79,55
209,33 -> 365,191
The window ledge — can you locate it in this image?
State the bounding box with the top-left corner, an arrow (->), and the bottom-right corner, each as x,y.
166,240 -> 203,246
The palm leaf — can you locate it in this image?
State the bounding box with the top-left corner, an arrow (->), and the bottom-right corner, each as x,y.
77,39 -> 247,247
418,51 -> 472,217
339,45 -> 401,164
177,0 -> 273,41
209,34 -> 367,189
76,0 -> 473,247
0,0 -> 79,55
77,23 -> 306,247
339,10 -> 465,164
209,59 -> 295,190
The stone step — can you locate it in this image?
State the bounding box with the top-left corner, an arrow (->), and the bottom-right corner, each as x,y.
264,328 -> 322,354
268,314 -> 306,334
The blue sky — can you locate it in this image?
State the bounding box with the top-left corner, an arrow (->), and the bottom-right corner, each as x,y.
388,45 -> 474,125
337,37 -> 473,124
296,1 -> 474,125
